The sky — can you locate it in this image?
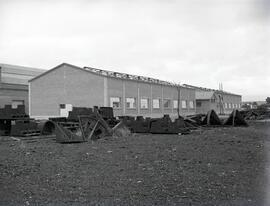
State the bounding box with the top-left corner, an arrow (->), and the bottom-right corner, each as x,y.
0,0 -> 269,101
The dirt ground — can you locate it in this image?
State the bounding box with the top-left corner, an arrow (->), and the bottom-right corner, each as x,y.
0,122 -> 270,206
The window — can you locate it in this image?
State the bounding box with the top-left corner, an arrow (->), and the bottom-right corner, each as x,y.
224,103 -> 227,109
12,100 -> 24,109
181,100 -> 187,109
163,99 -> 171,109
173,100 -> 178,109
59,104 -> 72,117
110,97 -> 121,108
211,98 -> 215,103
229,103 -> 232,109
196,101 -> 202,107
126,97 -> 136,109
153,99 -> 160,109
239,104 -> 241,108
189,101 -> 194,109
140,98 -> 149,109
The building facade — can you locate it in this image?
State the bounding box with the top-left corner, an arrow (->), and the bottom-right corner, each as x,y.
183,84 -> 242,115
0,63 -> 45,114
29,63 -> 196,119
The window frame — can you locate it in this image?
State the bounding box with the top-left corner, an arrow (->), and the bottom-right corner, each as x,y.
189,100 -> 194,109
110,97 -> 121,109
152,98 -> 161,109
163,99 -> 171,109
126,97 -> 136,109
181,100 -> 187,109
140,98 -> 149,109
173,100 -> 178,109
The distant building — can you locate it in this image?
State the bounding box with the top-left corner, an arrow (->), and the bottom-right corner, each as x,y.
241,101 -> 266,110
0,63 -> 45,113
183,84 -> 242,115
29,63 -> 196,119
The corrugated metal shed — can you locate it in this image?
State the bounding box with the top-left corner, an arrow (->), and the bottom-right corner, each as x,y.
0,63 -> 45,85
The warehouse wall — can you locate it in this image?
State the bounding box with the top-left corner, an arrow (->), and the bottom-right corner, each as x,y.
223,94 -> 242,114
30,63 -> 196,119
30,64 -> 104,118
195,92 -> 242,115
106,76 -> 196,118
0,85 -> 29,113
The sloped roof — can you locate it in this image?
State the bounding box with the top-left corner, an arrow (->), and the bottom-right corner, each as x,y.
183,84 -> 241,97
0,63 -> 45,85
29,63 -> 194,90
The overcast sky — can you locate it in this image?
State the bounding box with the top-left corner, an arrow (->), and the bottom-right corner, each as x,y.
0,0 -> 269,101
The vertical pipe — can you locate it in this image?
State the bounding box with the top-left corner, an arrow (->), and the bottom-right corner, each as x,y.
137,81 -> 140,115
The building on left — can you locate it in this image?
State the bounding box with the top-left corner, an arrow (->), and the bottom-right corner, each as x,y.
0,63 -> 45,114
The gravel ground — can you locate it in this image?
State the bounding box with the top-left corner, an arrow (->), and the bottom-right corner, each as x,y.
0,123 -> 269,206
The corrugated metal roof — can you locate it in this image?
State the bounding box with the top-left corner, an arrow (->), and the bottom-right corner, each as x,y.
0,63 -> 45,85
183,84 -> 241,97
30,63 -> 195,90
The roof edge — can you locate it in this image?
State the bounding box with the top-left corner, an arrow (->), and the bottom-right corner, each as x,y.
28,63 -> 82,82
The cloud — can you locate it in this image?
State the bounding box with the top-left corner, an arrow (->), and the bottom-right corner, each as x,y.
0,0 -> 269,101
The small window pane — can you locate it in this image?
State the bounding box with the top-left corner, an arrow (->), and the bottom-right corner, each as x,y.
173,100 -> 178,109
12,100 -> 24,109
181,100 -> 187,109
141,98 -> 149,109
189,101 -> 194,109
163,99 -> 171,109
126,98 -> 136,109
153,99 -> 160,109
110,97 -> 121,108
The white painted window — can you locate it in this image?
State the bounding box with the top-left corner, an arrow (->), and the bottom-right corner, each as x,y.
173,100 -> 178,109
229,103 -> 232,109
163,99 -> 171,109
140,98 -> 149,109
181,100 -> 187,109
153,99 -> 160,109
224,103 -> 227,109
12,100 -> 24,109
110,97 -> 121,108
126,97 -> 136,109
60,104 -> 72,117
189,101 -> 194,109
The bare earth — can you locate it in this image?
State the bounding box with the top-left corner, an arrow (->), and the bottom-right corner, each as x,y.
0,123 -> 269,206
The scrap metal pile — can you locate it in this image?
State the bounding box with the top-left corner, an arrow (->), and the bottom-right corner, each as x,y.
50,107 -> 122,143
120,109 -> 248,135
0,104 -> 248,144
240,108 -> 270,120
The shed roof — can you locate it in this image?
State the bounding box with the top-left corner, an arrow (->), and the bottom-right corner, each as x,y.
0,63 -> 45,85
29,63 -> 194,89
183,84 -> 241,97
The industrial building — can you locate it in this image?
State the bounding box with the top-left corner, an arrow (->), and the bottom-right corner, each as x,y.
29,63 -> 196,119
183,84 -> 242,114
0,63 -> 45,114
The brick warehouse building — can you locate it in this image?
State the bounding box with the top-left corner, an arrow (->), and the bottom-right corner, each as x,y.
29,63 -> 196,119
0,63 -> 45,114
183,84 -> 242,115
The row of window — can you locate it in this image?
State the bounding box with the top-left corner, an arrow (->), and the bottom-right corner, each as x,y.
110,97 -> 194,109
224,102 -> 241,109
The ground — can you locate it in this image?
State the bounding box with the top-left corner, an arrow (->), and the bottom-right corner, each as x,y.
0,122 -> 269,206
